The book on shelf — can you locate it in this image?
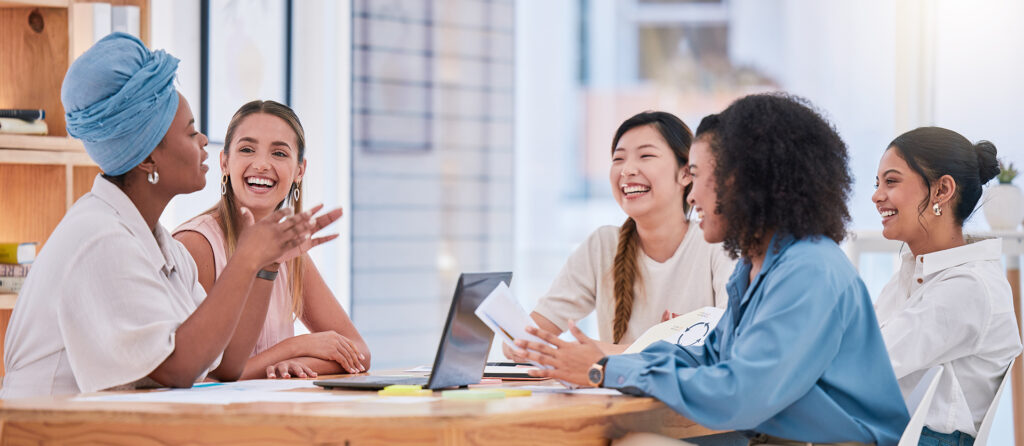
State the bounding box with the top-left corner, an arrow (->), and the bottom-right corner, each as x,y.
0,264 -> 30,277
0,118 -> 48,135
0,276 -> 24,294
0,242 -> 36,265
0,109 -> 44,121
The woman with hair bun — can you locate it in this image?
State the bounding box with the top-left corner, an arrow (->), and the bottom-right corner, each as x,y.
872,127 -> 1022,445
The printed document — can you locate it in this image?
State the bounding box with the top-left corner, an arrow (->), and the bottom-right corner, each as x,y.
623,306 -> 725,354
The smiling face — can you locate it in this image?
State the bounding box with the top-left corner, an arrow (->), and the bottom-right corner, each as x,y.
872,147 -> 931,244
149,93 -> 209,195
608,124 -> 690,222
686,138 -> 724,243
221,112 -> 306,216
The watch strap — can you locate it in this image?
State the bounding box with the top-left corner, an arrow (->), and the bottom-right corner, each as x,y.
256,268 -> 279,281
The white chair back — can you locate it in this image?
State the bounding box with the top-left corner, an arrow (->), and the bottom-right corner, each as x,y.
898,365 -> 944,446
975,357 -> 1016,445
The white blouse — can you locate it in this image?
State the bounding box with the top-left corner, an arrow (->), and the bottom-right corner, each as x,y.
1,176 -> 219,398
875,238 -> 1022,436
533,222 -> 734,344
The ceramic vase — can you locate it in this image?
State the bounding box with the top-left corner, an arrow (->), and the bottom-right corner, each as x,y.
984,184 -> 1024,231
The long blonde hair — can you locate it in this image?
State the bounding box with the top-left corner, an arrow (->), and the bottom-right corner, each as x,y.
207,100 -> 307,320
609,112 -> 693,343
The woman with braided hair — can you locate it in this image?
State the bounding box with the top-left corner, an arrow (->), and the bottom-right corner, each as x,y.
506,111 -> 734,360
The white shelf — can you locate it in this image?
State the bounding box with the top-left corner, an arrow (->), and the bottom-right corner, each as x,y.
0,134 -> 84,152
0,147 -> 94,166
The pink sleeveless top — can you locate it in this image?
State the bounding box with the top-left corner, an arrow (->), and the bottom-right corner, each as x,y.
173,214 -> 295,357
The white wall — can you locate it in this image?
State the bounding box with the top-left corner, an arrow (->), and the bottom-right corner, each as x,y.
514,0 -> 583,312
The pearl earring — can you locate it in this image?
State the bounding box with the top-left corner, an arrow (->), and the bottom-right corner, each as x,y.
932,203 -> 942,216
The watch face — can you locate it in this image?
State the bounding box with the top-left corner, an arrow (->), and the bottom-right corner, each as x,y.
588,367 -> 602,385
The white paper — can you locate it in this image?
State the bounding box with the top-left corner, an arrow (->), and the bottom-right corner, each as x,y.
474,282 -> 546,348
623,306 -> 725,354
74,379 -> 361,405
484,365 -> 538,376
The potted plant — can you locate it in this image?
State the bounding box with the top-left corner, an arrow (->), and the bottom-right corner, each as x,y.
983,160 -> 1023,231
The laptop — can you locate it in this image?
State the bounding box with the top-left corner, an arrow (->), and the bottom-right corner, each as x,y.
314,271 -> 512,390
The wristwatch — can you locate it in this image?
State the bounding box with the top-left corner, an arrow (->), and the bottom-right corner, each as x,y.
256,268 -> 279,281
587,357 -> 609,387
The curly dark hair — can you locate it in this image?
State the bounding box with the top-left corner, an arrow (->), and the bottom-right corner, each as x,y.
696,93 -> 853,259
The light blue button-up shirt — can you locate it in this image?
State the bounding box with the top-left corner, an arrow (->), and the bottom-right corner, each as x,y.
604,235 -> 909,445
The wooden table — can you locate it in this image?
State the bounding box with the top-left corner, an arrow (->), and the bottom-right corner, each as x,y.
0,378 -> 716,445
845,230 -> 1024,446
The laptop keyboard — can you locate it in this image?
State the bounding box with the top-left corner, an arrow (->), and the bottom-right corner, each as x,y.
335,376 -> 429,386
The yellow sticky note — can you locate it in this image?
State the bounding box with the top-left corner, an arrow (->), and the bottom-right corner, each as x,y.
494,388 -> 532,397
379,385 -> 433,396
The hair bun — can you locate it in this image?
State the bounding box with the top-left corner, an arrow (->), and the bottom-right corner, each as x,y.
974,140 -> 999,184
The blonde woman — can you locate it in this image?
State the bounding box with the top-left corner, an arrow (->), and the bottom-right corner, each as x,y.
2,35 -> 338,398
174,100 -> 368,380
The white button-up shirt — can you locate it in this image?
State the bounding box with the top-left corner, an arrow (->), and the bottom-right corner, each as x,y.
875,238 -> 1021,436
1,175 -> 219,398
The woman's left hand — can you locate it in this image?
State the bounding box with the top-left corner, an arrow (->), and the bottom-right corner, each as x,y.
514,320 -> 605,387
275,204 -> 344,264
266,359 -> 317,379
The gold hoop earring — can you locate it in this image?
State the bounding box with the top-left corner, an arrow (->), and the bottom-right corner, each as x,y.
147,170 -> 159,185
220,174 -> 229,195
932,203 -> 942,216
291,182 -> 301,203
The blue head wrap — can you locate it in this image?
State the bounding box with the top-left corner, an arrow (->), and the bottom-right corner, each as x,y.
61,32 -> 180,176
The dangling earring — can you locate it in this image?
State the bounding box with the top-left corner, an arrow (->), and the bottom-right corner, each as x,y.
291,182 -> 301,203
220,174 -> 229,195
932,203 -> 942,216
147,169 -> 159,185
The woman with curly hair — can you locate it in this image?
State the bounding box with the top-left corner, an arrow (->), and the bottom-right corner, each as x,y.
505,111 -> 733,361
872,127 -> 1021,445
514,94 -> 909,445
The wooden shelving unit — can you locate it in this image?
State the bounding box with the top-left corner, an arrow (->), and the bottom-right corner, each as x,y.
0,0 -> 149,377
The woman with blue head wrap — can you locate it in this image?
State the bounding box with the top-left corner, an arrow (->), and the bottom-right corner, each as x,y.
1,33 -> 343,397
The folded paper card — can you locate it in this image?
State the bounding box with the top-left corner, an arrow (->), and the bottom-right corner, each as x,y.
474,281 -> 546,348
474,282 -> 579,387
623,306 -> 725,354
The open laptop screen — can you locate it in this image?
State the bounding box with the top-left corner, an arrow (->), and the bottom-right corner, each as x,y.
426,272 -> 512,389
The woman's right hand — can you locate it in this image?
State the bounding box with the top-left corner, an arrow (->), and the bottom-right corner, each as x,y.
234,204 -> 342,268
502,341 -> 529,362
293,331 -> 366,374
